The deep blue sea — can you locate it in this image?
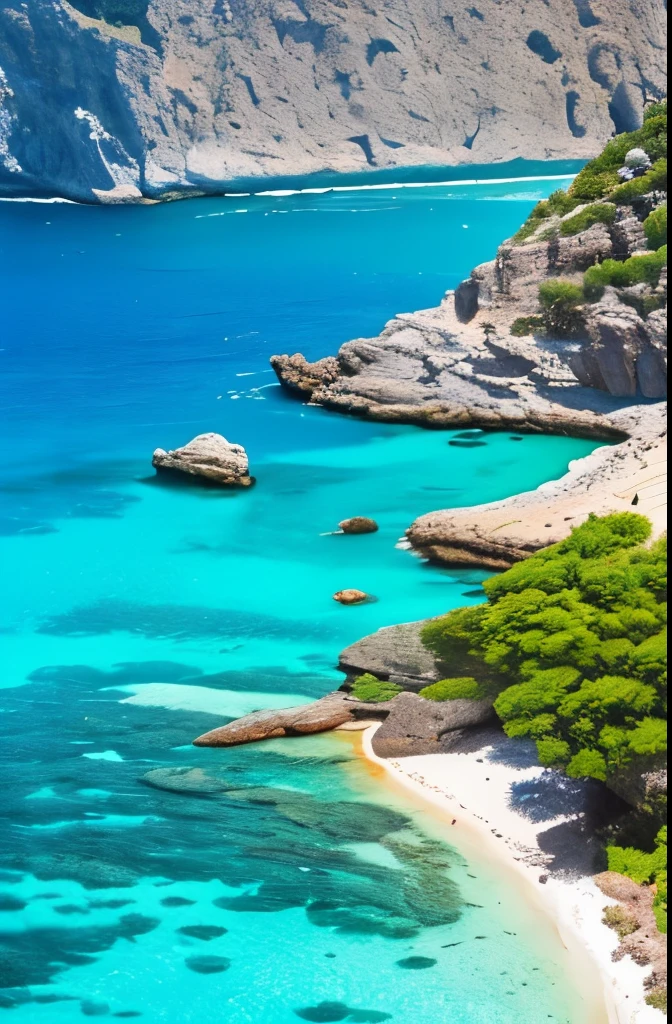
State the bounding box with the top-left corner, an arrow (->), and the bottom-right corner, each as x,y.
0,169 -> 604,1022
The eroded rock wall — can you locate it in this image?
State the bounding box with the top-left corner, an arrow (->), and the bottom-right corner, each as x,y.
0,0 -> 667,201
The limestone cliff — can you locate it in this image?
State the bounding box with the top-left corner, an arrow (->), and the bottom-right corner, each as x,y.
0,0 -> 667,202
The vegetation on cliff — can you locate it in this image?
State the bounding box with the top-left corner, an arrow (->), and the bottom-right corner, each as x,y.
607,826 -> 668,933
350,674 -> 403,703
421,513 -> 667,786
512,99 -> 667,245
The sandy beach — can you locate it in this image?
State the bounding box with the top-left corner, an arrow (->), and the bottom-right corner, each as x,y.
362,723 -> 661,1024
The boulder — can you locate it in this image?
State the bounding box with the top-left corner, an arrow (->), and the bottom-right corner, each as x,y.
193,692 -> 356,747
454,277 -> 480,322
338,516 -> 379,534
333,589 -> 369,605
152,433 -> 252,487
371,691 -> 495,757
339,620 -> 441,688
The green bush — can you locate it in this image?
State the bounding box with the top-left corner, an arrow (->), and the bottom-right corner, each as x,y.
538,280 -> 585,308
570,170 -> 621,203
602,905 -> 640,939
607,828 -> 668,935
645,989 -> 667,1013
559,203 -> 617,236
644,99 -> 668,122
584,246 -> 667,299
422,514 -> 667,783
538,279 -> 585,337
569,106 -> 667,202
351,673 -> 403,703
510,315 -> 544,337
644,204 -> 667,249
419,677 -> 486,701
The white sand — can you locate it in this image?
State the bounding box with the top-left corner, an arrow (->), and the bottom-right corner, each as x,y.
362,725 -> 661,1024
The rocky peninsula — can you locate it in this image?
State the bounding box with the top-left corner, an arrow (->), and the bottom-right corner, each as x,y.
272,119 -> 668,565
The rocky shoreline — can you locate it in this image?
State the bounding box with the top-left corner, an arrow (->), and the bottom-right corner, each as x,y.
271,177 -> 667,567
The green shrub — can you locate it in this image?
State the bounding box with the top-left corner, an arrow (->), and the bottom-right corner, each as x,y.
602,905 -> 640,939
419,677 -> 486,701
584,246 -> 667,299
644,204 -> 668,249
510,315 -> 544,337
559,203 -> 616,236
569,106 -> 667,202
422,514 -> 667,782
645,989 -> 667,1013
570,170 -> 621,202
644,99 -> 668,122
607,828 -> 667,884
538,280 -> 585,308
351,673 -> 403,703
538,279 -> 585,336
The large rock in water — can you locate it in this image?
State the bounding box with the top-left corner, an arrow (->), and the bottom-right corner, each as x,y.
193,693 -> 357,747
339,517 -> 378,534
152,433 -> 252,487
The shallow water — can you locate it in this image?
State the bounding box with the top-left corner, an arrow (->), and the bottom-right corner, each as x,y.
0,169 -> 602,1022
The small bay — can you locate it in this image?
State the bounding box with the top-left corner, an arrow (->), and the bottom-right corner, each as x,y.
0,168 -> 604,1022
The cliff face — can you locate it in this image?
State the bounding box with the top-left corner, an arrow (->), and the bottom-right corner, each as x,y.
0,0 -> 667,202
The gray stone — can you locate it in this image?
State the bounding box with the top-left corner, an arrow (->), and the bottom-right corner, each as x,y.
339,620 -> 441,688
454,277 -> 480,323
371,691 -> 495,758
152,433 -> 252,487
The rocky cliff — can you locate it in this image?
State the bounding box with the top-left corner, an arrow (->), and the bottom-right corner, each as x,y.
0,0 -> 667,202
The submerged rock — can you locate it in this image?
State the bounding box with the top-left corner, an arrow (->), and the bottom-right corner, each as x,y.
333,589 -> 369,605
338,517 -> 378,534
152,433 -> 252,487
193,693 -> 356,747
184,955 -> 231,974
141,766 -> 236,795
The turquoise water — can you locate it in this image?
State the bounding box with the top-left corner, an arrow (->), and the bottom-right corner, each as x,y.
0,170 -> 601,1022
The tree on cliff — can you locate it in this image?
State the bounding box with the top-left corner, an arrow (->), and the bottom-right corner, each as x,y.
421,513 -> 667,785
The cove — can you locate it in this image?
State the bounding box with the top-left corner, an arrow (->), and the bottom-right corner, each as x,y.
0,172 -> 603,1022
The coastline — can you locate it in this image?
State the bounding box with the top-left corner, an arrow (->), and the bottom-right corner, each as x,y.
360,723 -> 660,1024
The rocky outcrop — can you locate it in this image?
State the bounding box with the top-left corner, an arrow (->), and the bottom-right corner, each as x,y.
369,690 -> 495,758
339,619 -> 441,688
0,0 -> 667,202
594,872 -> 667,1001
406,402 -> 667,568
192,686 -> 494,755
193,692 -> 357,746
338,516 -> 378,534
569,290 -> 667,398
152,433 -> 252,487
